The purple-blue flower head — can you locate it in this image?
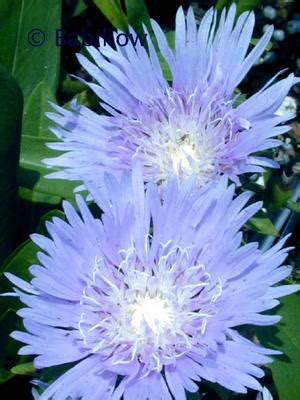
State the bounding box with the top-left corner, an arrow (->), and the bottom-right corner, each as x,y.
6,167 -> 299,399
44,4 -> 298,190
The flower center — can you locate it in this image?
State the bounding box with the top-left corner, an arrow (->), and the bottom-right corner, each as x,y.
129,293 -> 174,336
78,245 -> 223,373
135,121 -> 218,186
167,136 -> 198,176
128,88 -> 232,186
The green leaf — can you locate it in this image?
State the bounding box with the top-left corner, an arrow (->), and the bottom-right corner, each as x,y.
267,183 -> 292,212
164,31 -> 175,50
22,81 -> 56,138
216,0 -> 262,14
0,368 -> 13,384
0,65 -> 23,264
18,137 -> 75,212
11,362 -> 35,376
215,0 -> 230,10
0,0 -> 66,207
19,187 -> 61,206
63,89 -> 98,109
0,0 -> 62,103
62,78 -> 86,97
286,200 -> 300,213
256,293 -> 300,400
236,0 -> 262,15
93,0 -> 128,31
0,240 -> 38,283
263,172 -> 293,212
0,310 -> 17,384
125,0 -> 151,34
19,88 -> 79,206
247,215 -> 279,237
19,135 -> 79,202
73,0 -> 87,17
232,88 -> 247,108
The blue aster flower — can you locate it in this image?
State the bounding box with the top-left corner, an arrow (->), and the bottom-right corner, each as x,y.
6,167 -> 299,399
44,4 -> 299,190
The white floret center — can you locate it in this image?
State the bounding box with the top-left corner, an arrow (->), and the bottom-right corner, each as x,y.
136,124 -> 218,186
130,89 -> 227,186
79,245 -> 224,373
129,293 -> 174,335
167,137 -> 198,176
